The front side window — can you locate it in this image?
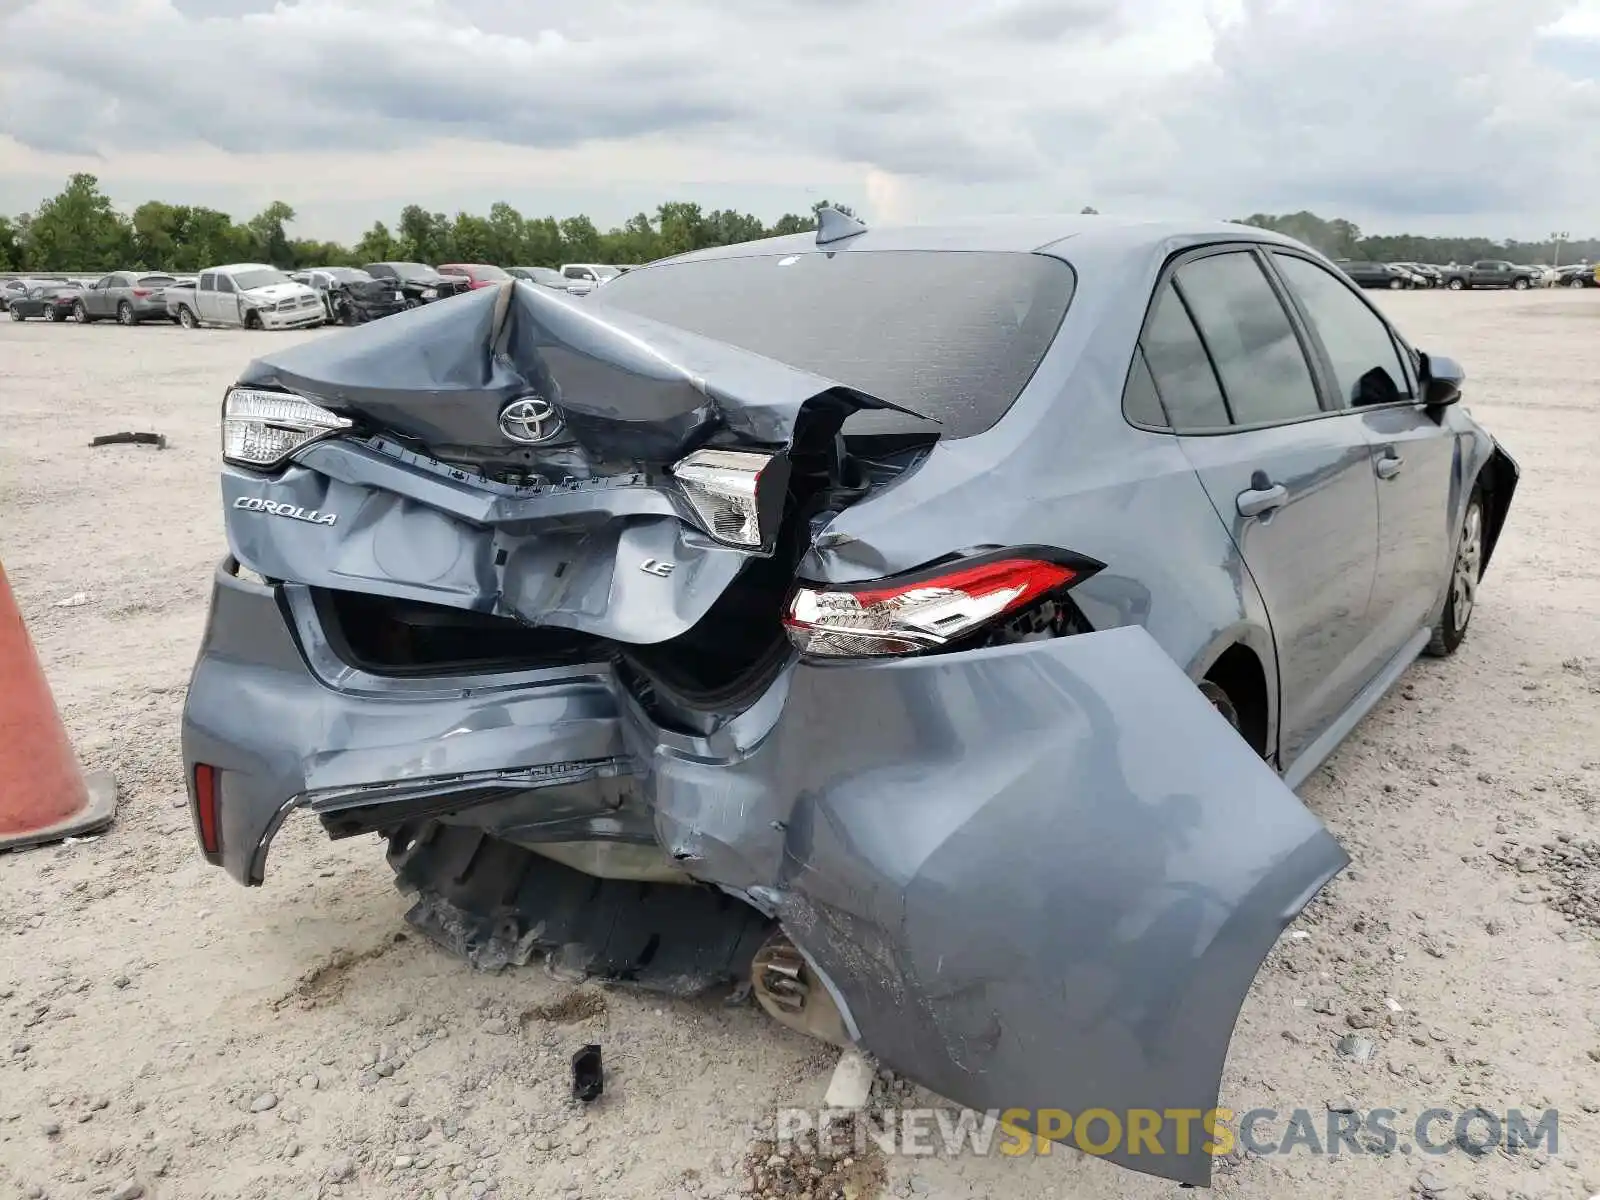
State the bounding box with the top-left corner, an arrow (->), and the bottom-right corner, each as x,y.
1272,254 -> 1411,408
1174,252 -> 1321,426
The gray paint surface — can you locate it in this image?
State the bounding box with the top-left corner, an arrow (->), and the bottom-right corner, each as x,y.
183,215 -> 1520,1187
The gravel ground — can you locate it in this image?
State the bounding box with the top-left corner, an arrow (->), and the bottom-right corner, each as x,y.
2,288 -> 1598,1200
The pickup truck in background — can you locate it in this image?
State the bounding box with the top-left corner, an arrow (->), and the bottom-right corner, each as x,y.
1440,261 -> 1541,291
165,265 -> 325,330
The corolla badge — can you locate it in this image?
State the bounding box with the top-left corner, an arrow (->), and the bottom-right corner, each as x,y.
232,497 -> 337,526
499,395 -> 564,445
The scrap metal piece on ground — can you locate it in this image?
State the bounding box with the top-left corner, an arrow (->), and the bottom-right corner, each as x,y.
89,432 -> 167,449
571,1044 -> 603,1102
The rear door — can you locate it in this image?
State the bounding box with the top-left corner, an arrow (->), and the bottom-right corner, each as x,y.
213,274 -> 242,324
1268,251 -> 1457,664
86,275 -> 114,317
1147,247 -> 1381,770
196,272 -> 217,321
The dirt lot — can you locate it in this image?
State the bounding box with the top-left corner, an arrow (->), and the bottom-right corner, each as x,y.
2,288 -> 1599,1200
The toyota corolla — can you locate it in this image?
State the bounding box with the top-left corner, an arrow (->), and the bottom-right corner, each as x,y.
181,211 -> 1517,1186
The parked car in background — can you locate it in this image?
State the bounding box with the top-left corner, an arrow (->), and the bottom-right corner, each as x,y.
508,266 -> 584,293
1441,261 -> 1540,290
7,283 -> 83,322
165,264 -> 324,330
1552,263 -> 1597,288
363,262 -> 473,306
437,263 -> 513,290
1391,262 -> 1442,288
73,271 -> 181,325
1,277 -> 50,311
1333,259 -> 1414,289
292,267 -> 410,324
185,215 -> 1517,1187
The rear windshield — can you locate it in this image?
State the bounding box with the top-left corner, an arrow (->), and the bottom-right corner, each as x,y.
137,275 -> 176,286
588,250 -> 1075,439
470,265 -> 511,281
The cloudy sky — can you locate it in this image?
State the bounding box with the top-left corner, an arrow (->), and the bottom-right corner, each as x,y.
2,0 -> 1599,242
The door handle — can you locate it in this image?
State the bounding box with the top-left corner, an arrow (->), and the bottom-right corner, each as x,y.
1236,482 -> 1288,517
1376,453 -> 1404,479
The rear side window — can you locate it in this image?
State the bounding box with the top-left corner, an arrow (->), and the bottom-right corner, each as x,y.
1121,348 -> 1168,427
1174,252 -> 1321,426
1272,254 -> 1411,408
590,250 -> 1076,439
1140,282 -> 1230,430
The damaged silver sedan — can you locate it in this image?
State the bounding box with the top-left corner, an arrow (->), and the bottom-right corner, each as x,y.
182,212 -> 1517,1186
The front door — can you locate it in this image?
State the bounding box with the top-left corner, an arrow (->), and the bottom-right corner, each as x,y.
1267,252 -> 1459,664
1141,250 -> 1381,769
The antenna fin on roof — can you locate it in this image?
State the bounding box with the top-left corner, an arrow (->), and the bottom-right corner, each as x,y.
815,207 -> 868,246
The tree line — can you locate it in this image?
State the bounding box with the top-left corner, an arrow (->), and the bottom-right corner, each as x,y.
0,174 -> 851,274
1232,211 -> 1600,267
1,174 -> 1594,274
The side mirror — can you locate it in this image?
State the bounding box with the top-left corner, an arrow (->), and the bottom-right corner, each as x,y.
1418,352 -> 1464,408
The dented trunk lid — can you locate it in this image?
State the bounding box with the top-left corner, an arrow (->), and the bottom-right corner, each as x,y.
225,280 -> 925,645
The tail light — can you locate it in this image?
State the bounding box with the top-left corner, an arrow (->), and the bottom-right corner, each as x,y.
193,763 -> 221,857
222,387 -> 353,469
784,550 -> 1099,658
670,448 -> 787,549
131,288 -> 151,297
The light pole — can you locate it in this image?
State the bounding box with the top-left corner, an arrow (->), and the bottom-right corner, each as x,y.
1552,231 -> 1571,269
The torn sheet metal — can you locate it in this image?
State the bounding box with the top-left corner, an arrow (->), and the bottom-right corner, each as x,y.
641,624 -> 1348,1186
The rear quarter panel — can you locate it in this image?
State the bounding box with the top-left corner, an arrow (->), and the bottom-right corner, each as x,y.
799,231 -> 1280,710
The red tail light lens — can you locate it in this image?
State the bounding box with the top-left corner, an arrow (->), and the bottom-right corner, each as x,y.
131,288 -> 152,297
784,551 -> 1096,658
193,763 -> 221,856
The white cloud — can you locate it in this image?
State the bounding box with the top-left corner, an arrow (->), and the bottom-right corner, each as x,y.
2,0 -> 1598,240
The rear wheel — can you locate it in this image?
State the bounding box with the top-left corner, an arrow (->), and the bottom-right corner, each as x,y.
8,306 -> 21,322
1425,487 -> 1484,657
46,306 -> 63,322
117,301 -> 137,326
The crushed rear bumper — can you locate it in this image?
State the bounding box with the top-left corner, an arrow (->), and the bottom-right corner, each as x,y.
181,556 -> 1347,1187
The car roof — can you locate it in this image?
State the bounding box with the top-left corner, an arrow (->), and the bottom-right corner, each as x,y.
650,215 -> 1308,268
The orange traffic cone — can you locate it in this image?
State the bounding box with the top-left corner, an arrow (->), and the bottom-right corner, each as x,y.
0,561 -> 117,852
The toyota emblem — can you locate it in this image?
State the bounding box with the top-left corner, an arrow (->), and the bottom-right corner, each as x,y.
498,395 -> 564,445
